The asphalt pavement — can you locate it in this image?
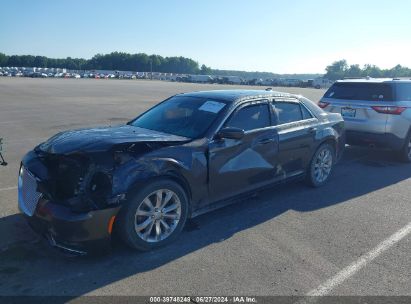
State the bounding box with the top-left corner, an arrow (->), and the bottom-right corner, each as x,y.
0,78 -> 409,297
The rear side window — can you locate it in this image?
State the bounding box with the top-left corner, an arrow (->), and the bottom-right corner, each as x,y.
226,104 -> 270,131
395,83 -> 411,101
273,102 -> 303,124
324,82 -> 393,101
301,105 -> 313,119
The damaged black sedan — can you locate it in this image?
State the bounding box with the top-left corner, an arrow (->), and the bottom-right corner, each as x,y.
18,90 -> 345,255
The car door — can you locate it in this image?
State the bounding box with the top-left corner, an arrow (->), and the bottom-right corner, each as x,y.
272,98 -> 318,178
208,101 -> 279,202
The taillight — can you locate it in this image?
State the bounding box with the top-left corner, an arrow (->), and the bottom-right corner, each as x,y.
318,101 -> 330,109
371,106 -> 406,115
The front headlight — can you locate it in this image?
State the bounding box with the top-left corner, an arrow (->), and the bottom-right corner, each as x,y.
113,151 -> 133,165
87,172 -> 112,208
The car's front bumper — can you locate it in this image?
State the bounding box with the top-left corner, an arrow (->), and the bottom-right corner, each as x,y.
22,197 -> 120,255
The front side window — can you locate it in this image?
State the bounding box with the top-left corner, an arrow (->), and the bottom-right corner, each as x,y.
225,104 -> 270,131
129,96 -> 228,138
273,102 -> 303,124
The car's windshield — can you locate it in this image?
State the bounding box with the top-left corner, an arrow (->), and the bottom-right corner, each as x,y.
129,96 -> 228,138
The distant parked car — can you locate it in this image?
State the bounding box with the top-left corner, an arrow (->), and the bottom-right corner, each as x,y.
224,76 -> 243,85
319,78 -> 411,161
189,75 -> 214,83
19,90 -> 344,254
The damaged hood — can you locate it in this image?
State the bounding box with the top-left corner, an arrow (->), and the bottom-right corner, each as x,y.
38,125 -> 190,154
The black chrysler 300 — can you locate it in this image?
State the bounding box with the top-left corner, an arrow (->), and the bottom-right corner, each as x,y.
19,90 -> 345,255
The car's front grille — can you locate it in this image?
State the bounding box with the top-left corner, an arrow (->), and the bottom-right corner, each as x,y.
18,167 -> 42,216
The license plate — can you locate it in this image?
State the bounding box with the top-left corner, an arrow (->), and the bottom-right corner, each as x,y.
341,107 -> 356,118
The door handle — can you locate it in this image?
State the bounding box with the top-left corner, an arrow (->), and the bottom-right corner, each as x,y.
257,138 -> 275,145
308,127 -> 317,134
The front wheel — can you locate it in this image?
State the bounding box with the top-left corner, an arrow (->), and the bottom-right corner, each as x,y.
306,143 -> 335,187
116,179 -> 188,251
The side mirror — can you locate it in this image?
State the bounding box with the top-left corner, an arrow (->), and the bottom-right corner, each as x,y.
216,127 -> 245,140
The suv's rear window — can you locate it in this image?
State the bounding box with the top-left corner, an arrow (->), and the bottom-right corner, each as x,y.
324,82 -> 393,101
394,83 -> 411,101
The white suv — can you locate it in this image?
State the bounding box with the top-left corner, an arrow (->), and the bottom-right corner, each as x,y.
319,78 -> 411,162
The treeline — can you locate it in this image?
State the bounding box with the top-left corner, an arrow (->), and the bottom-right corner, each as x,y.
210,69 -> 321,81
325,59 -> 411,80
0,51 -> 320,79
4,52 -> 409,80
0,52 -> 209,74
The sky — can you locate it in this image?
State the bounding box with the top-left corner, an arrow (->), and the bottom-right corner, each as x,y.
1,0 -> 411,74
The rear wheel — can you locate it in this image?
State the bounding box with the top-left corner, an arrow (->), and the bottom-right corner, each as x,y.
397,132 -> 411,163
306,143 -> 335,187
117,179 -> 188,251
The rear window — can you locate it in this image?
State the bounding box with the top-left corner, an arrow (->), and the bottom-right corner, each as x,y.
324,82 -> 393,101
394,83 -> 411,101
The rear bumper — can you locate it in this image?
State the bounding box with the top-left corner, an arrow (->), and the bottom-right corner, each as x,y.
22,197 -> 120,255
346,131 -> 404,150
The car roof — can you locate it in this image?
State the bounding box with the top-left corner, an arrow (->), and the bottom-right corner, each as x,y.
178,89 -> 299,104
336,78 -> 411,84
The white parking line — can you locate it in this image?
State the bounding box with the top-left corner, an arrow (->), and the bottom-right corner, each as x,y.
0,186 -> 17,192
306,221 -> 411,297
0,120 -> 20,124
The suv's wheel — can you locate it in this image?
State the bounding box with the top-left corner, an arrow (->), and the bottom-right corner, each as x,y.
306,143 -> 335,187
117,179 -> 188,251
398,131 -> 411,163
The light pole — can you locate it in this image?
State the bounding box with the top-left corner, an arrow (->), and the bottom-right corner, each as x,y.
150,60 -> 153,80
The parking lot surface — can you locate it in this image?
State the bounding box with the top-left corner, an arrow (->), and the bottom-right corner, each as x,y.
0,78 -> 410,297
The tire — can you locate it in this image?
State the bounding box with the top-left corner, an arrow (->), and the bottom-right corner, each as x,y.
306,143 -> 335,187
116,179 -> 189,251
397,131 -> 411,163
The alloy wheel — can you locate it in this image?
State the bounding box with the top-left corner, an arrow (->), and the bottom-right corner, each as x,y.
134,189 -> 181,243
313,148 -> 333,183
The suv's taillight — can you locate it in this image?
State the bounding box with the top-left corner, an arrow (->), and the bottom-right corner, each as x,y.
371,106 -> 406,115
318,101 -> 330,109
